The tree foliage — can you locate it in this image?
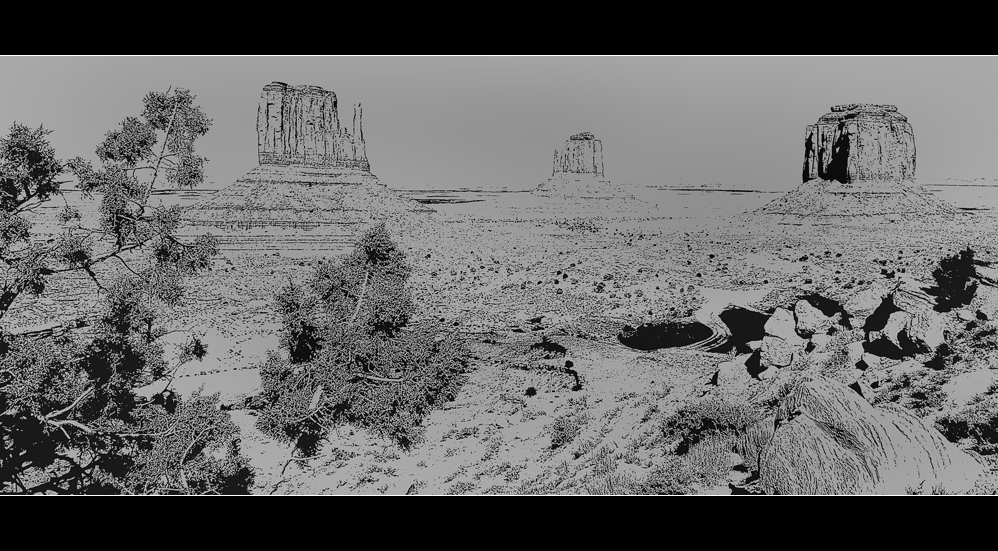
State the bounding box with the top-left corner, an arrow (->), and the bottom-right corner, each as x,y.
0,88 -> 253,494
256,223 -> 469,454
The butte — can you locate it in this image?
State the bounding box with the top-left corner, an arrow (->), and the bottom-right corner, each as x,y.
756,104 -> 957,219
535,132 -> 635,200
183,82 -> 433,249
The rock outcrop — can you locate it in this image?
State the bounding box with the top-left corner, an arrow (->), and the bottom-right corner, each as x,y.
751,376 -> 986,494
536,132 -> 628,198
552,132 -> 605,177
184,82 -> 431,232
755,104 -> 957,218
864,277 -> 947,356
257,82 -> 369,171
802,104 -> 915,185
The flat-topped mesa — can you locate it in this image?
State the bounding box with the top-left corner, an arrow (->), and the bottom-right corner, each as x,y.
257,81 -> 369,171
803,103 -> 915,185
183,81 -> 432,233
552,131 -> 605,177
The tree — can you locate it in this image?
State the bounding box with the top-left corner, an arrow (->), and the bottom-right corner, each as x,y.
932,246 -> 978,312
256,223 -> 468,455
0,88 -> 254,494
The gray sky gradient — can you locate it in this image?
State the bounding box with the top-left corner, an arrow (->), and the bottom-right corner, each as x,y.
2,56 -> 997,191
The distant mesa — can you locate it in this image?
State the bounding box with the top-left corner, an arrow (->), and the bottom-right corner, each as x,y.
756,103 -> 957,218
184,82 -> 431,232
536,132 -> 630,198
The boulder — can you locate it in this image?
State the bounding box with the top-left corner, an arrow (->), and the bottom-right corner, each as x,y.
809,334 -> 832,351
717,356 -> 753,393
860,352 -> 882,370
865,277 -> 948,356
765,308 -> 802,344
975,286 -> 998,321
794,299 -> 836,337
881,311 -> 913,350
846,341 -> 866,364
758,376 -> 987,494
957,309 -> 975,322
761,336 -> 795,368
890,277 -> 936,315
905,312 -> 946,352
845,281 -> 896,316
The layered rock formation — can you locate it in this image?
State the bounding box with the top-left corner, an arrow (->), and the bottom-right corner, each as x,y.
257,82 -> 369,170
802,104 -> 916,185
552,132 -> 605,177
746,376 -> 986,495
757,104 -> 956,218
536,132 -> 628,198
184,82 -> 431,231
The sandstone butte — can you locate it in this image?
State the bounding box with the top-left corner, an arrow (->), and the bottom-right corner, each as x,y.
757,103 -> 957,217
184,82 -> 431,232
535,132 -> 629,198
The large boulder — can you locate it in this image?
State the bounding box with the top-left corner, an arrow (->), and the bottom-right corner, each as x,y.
765,307 -> 805,348
906,312 -> 946,352
760,336 -> 795,368
845,280 -> 897,317
880,311 -> 914,350
866,277 -> 947,355
794,299 -> 837,337
757,376 -> 986,495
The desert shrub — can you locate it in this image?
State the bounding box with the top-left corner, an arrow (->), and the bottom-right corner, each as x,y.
872,370 -> 948,416
591,445 -> 617,476
587,470 -> 641,495
684,433 -> 736,485
934,392 -> 998,455
256,224 -> 470,453
932,246 -> 978,312
637,455 -> 694,494
634,433 -> 740,495
659,397 -> 762,455
549,413 -> 584,450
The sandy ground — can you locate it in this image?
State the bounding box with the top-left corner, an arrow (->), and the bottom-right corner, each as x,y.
8,187 -> 998,494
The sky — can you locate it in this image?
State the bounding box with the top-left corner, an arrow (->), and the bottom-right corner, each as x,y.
2,56 -> 997,192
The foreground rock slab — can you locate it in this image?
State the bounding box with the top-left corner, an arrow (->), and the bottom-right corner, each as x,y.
754,376 -> 986,495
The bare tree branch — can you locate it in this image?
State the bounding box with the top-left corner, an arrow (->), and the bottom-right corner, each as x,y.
45,387 -> 94,420
350,271 -> 370,324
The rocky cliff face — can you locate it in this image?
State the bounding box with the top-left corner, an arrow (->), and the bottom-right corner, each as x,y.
552,132 -> 605,177
256,82 -> 369,171
755,103 -> 956,218
802,104 -> 916,185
